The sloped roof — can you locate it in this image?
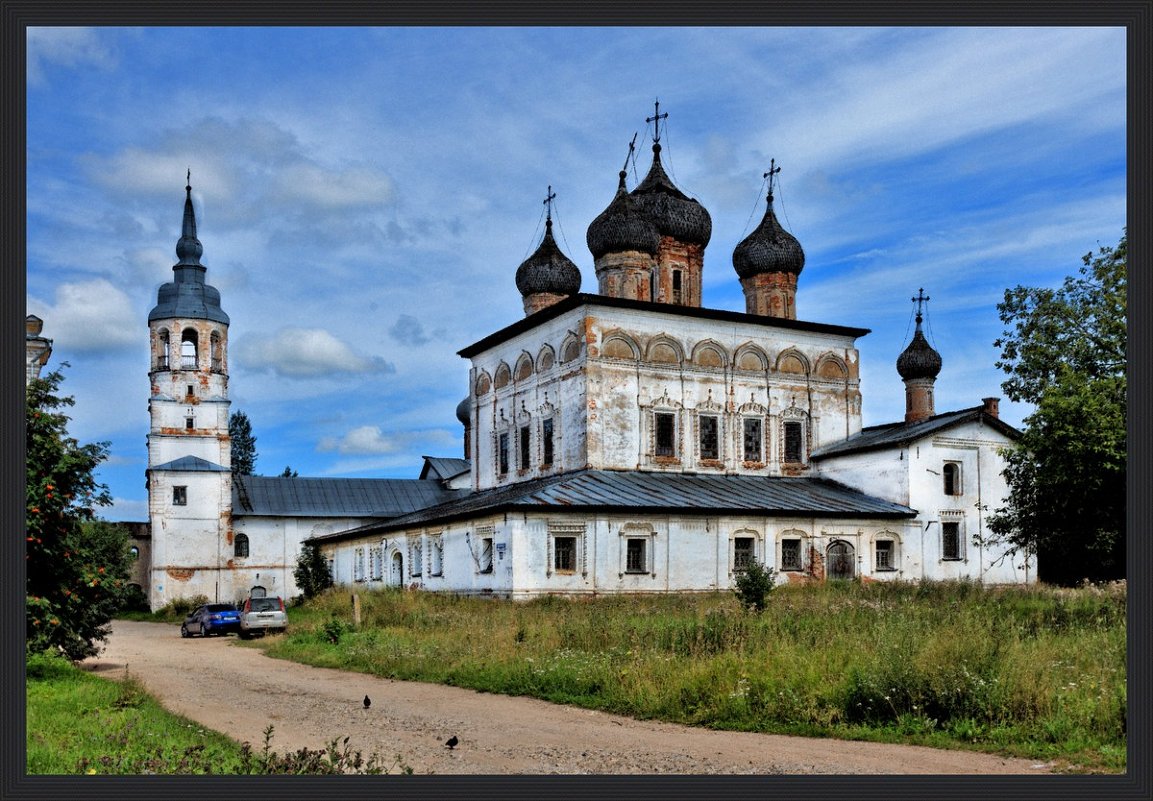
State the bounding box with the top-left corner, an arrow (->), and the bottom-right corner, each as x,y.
233,475 -> 465,518
305,469 -> 915,544
150,455 -> 229,472
419,456 -> 471,482
811,406 -> 1020,460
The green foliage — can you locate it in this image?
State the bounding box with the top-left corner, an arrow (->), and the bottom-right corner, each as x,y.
228,410 -> 257,476
732,559 -> 777,611
261,582 -> 1126,772
26,653 -> 411,774
26,368 -> 131,661
988,233 -> 1126,584
294,543 -> 334,600
280,465 -> 299,477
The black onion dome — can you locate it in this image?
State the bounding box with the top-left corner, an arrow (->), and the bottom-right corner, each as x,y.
629,144 -> 712,246
732,198 -> 805,279
586,171 -> 661,258
455,396 -> 471,425
515,219 -> 582,297
896,318 -> 942,379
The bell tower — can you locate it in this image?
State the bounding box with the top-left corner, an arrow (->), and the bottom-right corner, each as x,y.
145,173 -> 233,609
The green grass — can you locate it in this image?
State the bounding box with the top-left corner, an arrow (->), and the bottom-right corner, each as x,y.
251,580 -> 1126,773
25,651 -> 411,775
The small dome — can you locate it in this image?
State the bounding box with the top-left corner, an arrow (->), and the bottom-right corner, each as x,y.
515,219 -> 582,298
896,323 -> 942,380
732,199 -> 805,279
629,144 -> 712,246
455,396 -> 471,426
587,171 -> 661,258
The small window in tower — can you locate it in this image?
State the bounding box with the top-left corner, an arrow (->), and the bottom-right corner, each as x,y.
784,421 -> 804,463
181,330 -> 198,370
743,418 -> 763,462
672,270 -> 683,304
186,416 -> 195,430
542,418 -> 555,467
172,486 -> 187,506
498,432 -> 510,475
699,415 -> 719,460
519,425 -> 531,470
234,533 -> 250,558
655,412 -> 676,457
186,384 -> 194,397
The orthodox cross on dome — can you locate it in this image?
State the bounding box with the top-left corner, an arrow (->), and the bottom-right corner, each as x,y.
646,99 -> 669,143
543,185 -> 556,224
621,131 -> 638,173
912,287 -> 931,322
186,168 -> 191,189
764,158 -> 781,202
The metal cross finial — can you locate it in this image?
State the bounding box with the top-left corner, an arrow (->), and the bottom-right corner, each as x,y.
764,159 -> 781,201
543,185 -> 556,223
912,288 -> 930,322
621,132 -> 638,173
646,98 -> 669,143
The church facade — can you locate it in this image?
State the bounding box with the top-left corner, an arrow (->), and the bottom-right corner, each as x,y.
144,124 -> 1033,611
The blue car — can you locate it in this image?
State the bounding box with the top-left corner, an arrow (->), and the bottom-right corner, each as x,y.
181,603 -> 241,638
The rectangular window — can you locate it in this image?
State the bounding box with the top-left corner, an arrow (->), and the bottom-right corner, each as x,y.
699,415 -> 719,460
354,548 -> 365,582
655,412 -> 676,457
519,425 -> 531,470
784,421 -> 803,463
554,536 -> 576,572
876,540 -> 894,571
942,522 -> 962,560
369,546 -> 383,580
672,270 -> 683,303
172,485 -> 187,506
498,432 -> 510,475
542,418 -> 555,466
733,537 -> 754,570
185,417 -> 195,430
479,537 -> 494,573
625,538 -> 647,573
743,418 -> 763,462
781,538 -> 802,571
411,542 -> 423,576
429,536 -> 443,576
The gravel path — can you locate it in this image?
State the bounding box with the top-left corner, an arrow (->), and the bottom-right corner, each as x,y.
82,620 -> 1053,775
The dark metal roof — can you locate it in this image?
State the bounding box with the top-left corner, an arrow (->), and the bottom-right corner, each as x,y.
515,219 -> 582,297
232,475 -> 465,518
811,406 -> 1021,460
458,293 -> 870,358
630,143 -> 712,246
419,456 -> 471,482
150,455 -> 228,472
148,180 -> 229,325
587,172 -> 661,258
305,469 -> 915,544
732,200 -> 805,278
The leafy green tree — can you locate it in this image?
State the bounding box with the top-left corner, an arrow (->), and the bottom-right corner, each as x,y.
27,367 -> 131,660
294,543 -> 333,600
229,410 -> 257,476
733,559 -> 777,612
986,233 -> 1126,584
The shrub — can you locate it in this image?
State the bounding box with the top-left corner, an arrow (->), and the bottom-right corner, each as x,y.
733,560 -> 777,612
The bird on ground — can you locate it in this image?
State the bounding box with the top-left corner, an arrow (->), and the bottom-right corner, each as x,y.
363,695 -> 371,709
445,735 -> 459,750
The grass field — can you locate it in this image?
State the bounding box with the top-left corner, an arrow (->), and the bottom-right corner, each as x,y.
251,579 -> 1126,773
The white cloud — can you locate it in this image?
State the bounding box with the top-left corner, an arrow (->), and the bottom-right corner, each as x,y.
317,426 -> 456,455
233,328 -> 394,378
27,279 -> 136,352
27,27 -> 115,86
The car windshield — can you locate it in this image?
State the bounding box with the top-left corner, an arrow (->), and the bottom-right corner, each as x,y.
249,598 -> 280,612
206,604 -> 236,612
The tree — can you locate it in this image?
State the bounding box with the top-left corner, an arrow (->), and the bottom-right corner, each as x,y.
986,233 -> 1126,584
733,559 -> 777,612
229,410 -> 257,476
27,367 -> 132,660
280,466 -> 298,478
294,543 -> 333,600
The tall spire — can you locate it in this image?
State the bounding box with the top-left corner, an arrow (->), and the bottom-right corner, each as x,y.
176,169 -> 205,267
896,288 -> 942,423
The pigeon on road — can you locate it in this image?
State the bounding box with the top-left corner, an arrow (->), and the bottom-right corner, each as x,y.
363,695 -> 371,709
445,735 -> 459,750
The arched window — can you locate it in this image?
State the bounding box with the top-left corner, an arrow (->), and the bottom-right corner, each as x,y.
234,533 -> 250,558
157,329 -> 170,370
943,462 -> 962,496
129,546 -> 140,560
210,331 -> 224,374
181,329 -> 198,370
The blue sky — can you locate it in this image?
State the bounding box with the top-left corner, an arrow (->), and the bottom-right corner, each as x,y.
25,26 -> 1127,522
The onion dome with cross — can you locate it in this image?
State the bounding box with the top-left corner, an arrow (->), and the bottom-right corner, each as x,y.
586,135 -> 661,259
732,160 -> 805,280
515,186 -> 582,315
896,289 -> 943,380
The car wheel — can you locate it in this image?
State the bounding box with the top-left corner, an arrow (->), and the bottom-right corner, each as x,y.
180,624 -> 190,638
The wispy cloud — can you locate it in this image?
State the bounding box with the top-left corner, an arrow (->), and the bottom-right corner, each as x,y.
27,27 -> 116,86
233,328 -> 395,378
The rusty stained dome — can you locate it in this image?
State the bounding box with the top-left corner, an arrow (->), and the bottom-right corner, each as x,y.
732,171 -> 805,279
586,167 -> 661,258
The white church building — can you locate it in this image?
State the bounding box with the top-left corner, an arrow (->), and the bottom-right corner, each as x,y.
144,125 -> 1033,610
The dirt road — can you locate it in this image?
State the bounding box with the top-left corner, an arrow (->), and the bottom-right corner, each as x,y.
81,620 -> 1052,775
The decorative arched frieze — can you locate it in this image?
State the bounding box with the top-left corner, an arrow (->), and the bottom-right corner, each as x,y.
645,335 -> 684,365
734,343 -> 769,372
601,329 -> 640,361
690,339 -> 728,369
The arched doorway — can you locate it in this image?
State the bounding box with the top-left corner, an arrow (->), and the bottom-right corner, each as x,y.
827,540 -> 855,580
390,552 -> 404,587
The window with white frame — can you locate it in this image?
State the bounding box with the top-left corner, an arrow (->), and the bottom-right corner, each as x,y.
234,533 -> 250,559
411,540 -> 423,577
369,546 -> 383,580
654,412 -> 677,457
733,536 -> 755,571
549,522 -> 585,576
479,537 -> 494,573
554,537 -> 576,572
429,535 -> 443,576
172,485 -> 187,506
943,462 -> 962,496
498,432 -> 510,475
353,547 -> 366,582
698,414 -> 720,461
542,417 -> 555,467
783,420 -> 804,463
743,417 -> 763,462
875,538 -> 897,571
625,538 -> 647,573
780,536 -> 803,571
519,425 -> 531,471
941,520 -> 965,560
